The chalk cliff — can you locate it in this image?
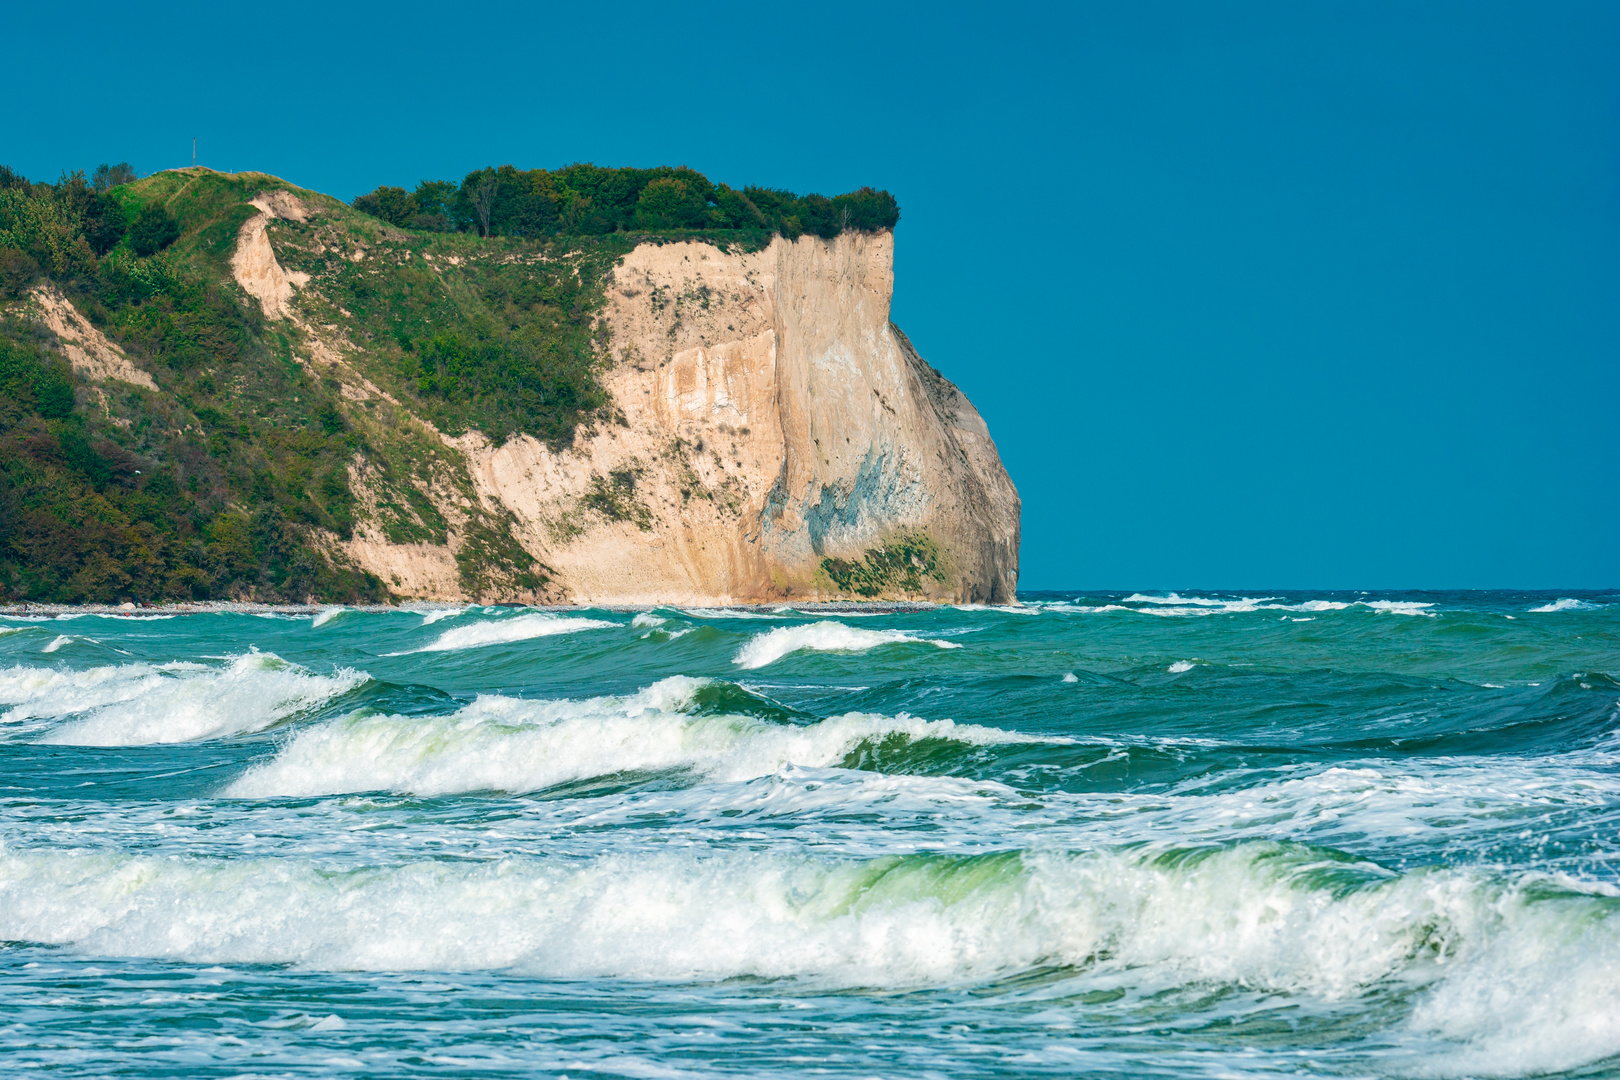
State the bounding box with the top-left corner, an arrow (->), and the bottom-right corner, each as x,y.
445,232 -> 1019,604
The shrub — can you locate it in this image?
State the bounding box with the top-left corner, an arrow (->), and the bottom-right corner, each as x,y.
128,202 -> 180,256
0,247 -> 39,298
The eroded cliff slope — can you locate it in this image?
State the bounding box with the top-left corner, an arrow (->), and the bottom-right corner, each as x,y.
451,232 -> 1019,604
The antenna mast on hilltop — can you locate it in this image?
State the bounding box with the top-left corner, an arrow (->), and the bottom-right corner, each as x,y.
192,138 -> 196,168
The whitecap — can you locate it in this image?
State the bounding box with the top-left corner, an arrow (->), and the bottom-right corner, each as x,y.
732,621 -> 961,669
225,675 -> 1047,798
310,607 -> 345,628
1529,598 -> 1597,613
42,635 -> 74,654
415,606 -> 469,626
392,613 -> 616,654
630,613 -> 667,629
7,652 -> 367,745
1168,660 -> 1195,673
5,838 -> 1618,1079
681,608 -> 792,620
1356,600 -> 1437,617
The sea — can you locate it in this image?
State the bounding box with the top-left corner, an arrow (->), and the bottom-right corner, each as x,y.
1,590 -> 1617,1079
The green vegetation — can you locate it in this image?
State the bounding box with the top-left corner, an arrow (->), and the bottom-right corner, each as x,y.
0,156 -> 902,605
580,467 -> 652,530
0,165 -> 387,602
821,534 -> 946,597
352,163 -> 899,243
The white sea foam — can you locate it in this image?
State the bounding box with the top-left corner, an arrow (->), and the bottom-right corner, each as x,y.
630,613 -> 667,629
225,676 -> 1043,798
41,635 -> 74,653
414,606 -> 469,625
1,841 -> 1616,1075
1125,593 -> 1278,607
394,613 -> 617,654
310,607 -> 345,628
1529,598 -> 1598,613
1,652 -> 366,745
733,621 -> 961,669
681,607 -> 792,620
1061,672 -> 1079,683
1168,660 -> 1195,673
1358,600 -> 1437,617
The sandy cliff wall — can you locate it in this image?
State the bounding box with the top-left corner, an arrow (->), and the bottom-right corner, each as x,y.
454,231 -> 1019,604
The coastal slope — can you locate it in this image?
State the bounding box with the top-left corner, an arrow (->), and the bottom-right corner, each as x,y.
0,167 -> 1018,604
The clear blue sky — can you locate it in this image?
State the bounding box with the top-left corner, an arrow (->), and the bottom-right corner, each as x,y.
6,1 -> 1616,588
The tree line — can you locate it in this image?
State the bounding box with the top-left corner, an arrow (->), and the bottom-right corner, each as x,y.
351,163 -> 899,241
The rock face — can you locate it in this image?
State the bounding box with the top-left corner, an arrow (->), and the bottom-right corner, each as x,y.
454,231 -> 1019,604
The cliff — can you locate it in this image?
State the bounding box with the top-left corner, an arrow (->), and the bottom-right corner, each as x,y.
0,168 -> 1017,605
443,233 -> 1018,604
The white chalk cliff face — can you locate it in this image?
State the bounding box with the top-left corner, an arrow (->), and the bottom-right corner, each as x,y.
456,231 -> 1019,604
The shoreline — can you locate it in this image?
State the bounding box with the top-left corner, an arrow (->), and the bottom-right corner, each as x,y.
0,600 -> 945,618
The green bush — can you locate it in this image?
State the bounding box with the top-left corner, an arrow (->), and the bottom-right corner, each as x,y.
128,202 -> 180,256
0,247 -> 39,298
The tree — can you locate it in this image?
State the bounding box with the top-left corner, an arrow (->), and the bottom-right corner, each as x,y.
352,185 -> 413,226
91,163 -> 136,193
633,177 -> 707,229
128,202 -> 180,256
410,180 -> 457,231
469,176 -> 497,237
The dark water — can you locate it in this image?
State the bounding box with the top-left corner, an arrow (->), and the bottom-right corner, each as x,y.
1,590 -> 1617,1078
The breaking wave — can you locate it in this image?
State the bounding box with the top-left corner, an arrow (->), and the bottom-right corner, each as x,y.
1529,598 -> 1599,613
1,652 -> 366,745
224,676 -> 1040,798
733,621 -> 962,669
394,612 -> 617,653
1,841 -> 1616,1074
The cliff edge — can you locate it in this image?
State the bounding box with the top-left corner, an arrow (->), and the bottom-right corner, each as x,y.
451,232 -> 1019,604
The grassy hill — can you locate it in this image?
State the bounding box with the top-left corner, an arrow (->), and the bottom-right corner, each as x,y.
0,163 -> 897,604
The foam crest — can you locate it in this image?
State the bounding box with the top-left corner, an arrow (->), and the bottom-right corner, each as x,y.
733,621 -> 962,669
397,613 -> 617,653
1529,598 -> 1598,613
310,607 -> 345,628
682,607 -> 792,620
225,676 -> 1040,797
9,652 -> 366,746
1358,600 -> 1437,616
415,606 -> 469,625
3,839 -> 1618,1076
1125,592 -> 1278,607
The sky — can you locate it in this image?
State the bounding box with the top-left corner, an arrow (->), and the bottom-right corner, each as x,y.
5,1 -> 1616,589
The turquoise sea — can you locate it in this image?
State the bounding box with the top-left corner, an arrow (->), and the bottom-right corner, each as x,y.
1,591 -> 1617,1078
